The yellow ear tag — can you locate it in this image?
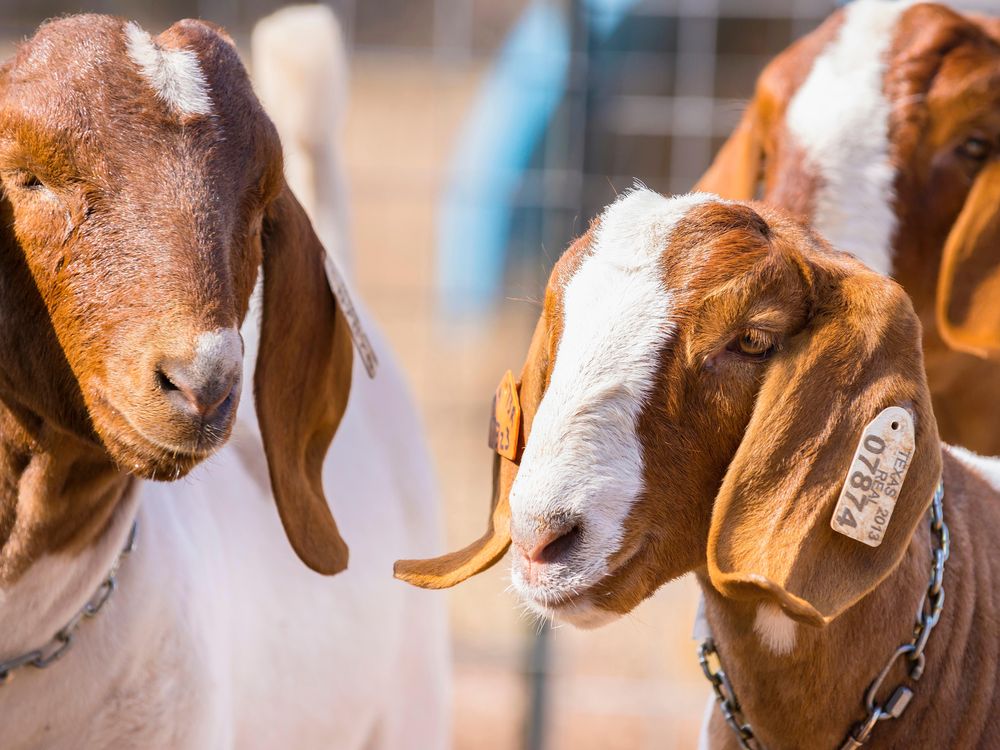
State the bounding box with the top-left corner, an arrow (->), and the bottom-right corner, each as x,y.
830,406 -> 915,547
487,370 -> 522,462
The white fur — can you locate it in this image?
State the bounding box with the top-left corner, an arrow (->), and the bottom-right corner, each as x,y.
946,444 -> 1000,492
753,602 -> 797,655
125,22 -> 212,117
510,189 -> 711,607
785,0 -> 914,276
542,598 -> 620,630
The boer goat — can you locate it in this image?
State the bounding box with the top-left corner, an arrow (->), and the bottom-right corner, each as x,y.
398,189 -> 1000,748
0,14 -> 447,750
698,0 -> 1000,455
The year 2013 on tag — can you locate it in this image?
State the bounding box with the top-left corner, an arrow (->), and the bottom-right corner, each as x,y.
830,406 -> 915,547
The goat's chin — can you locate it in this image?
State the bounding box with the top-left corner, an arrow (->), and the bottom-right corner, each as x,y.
514,541 -> 662,629
88,395 -> 234,481
109,441 -> 204,481
528,596 -> 623,630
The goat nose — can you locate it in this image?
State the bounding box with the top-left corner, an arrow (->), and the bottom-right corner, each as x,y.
155,329 -> 242,420
513,517 -> 583,567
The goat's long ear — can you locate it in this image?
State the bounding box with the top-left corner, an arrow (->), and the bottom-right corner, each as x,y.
937,160 -> 1000,358
255,186 -> 353,575
394,313 -> 550,588
694,98 -> 765,199
708,263 -> 940,626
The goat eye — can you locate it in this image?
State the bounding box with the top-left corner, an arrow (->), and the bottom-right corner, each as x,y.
731,330 -> 775,359
5,169 -> 46,191
16,171 -> 42,189
958,137 -> 991,162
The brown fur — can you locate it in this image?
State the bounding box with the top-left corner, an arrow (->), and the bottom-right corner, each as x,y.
701,447 -> 1000,748
396,197 -> 1000,746
696,2 -> 1000,456
0,15 -> 354,582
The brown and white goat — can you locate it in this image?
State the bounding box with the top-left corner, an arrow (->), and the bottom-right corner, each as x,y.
398,188 -> 1000,747
0,13 -> 447,749
697,0 -> 1000,456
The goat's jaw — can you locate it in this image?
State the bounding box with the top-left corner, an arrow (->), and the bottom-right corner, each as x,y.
88,386 -> 239,481
519,588 -> 622,630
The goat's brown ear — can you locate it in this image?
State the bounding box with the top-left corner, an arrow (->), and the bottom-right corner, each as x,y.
394,314 -> 550,588
937,160 -> 1000,358
708,264 -> 940,626
255,186 -> 353,575
694,98 -> 765,199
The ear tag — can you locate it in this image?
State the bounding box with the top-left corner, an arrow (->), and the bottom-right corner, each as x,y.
322,252 -> 378,379
487,370 -> 521,461
830,406 -> 915,547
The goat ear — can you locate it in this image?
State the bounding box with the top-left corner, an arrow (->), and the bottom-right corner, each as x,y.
394,314 -> 550,588
936,160 -> 1000,358
708,263 -> 941,626
255,185 -> 353,575
694,98 -> 765,199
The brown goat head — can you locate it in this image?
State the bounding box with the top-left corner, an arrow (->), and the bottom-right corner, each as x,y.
696,1 -> 1000,362
0,15 -> 354,574
398,191 -> 941,629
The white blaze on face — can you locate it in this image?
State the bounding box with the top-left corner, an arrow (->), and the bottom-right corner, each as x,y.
125,22 -> 212,117
785,0 -> 914,277
510,189 -> 711,590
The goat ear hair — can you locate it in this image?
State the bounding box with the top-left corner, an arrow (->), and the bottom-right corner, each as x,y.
255,185 -> 353,575
708,260 -> 940,626
937,160 -> 1000,358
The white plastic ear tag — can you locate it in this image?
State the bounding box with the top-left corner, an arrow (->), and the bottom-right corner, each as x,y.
323,253 -> 378,378
830,406 -> 915,547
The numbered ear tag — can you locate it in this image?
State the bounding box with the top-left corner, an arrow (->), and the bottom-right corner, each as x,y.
487,370 -> 522,462
830,406 -> 915,547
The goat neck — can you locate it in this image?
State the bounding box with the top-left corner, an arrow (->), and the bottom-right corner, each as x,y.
698,448 -> 1000,749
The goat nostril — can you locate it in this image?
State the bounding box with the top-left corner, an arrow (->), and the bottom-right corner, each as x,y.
522,524 -> 583,566
156,367 -> 181,393
537,524 -> 582,564
155,361 -> 238,420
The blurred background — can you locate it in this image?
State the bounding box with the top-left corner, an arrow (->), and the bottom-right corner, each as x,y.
1,0 -> 995,747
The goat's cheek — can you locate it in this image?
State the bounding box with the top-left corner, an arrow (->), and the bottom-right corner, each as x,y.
10,199 -> 71,282
233,235 -> 262,321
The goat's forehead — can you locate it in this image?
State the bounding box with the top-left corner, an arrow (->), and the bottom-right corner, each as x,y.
780,0 -> 913,275
6,17 -> 254,124
0,16 -> 281,189
124,22 -> 212,117
552,191 -> 707,292
549,191 -> 770,314
537,191 -> 729,390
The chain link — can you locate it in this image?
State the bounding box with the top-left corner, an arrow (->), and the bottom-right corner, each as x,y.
0,521 -> 137,686
699,482 -> 947,750
699,638 -> 762,750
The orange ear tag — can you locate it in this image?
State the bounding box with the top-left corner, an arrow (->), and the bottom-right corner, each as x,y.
487,370 -> 522,462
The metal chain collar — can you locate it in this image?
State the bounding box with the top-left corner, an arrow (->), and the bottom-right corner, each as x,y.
0,521 -> 137,686
698,482 -> 948,750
